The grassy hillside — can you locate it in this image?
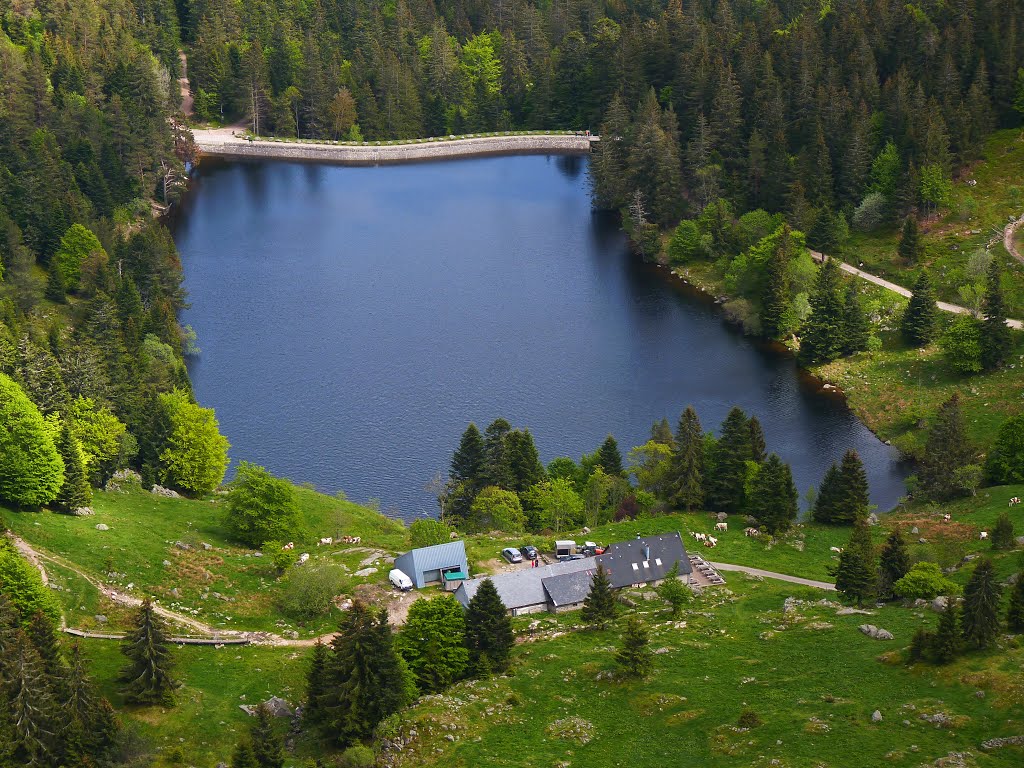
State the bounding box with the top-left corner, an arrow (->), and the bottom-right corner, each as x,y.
387,577 -> 1024,768
1,486 -> 407,635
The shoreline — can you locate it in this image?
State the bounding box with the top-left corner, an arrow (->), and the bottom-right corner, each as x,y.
191,128 -> 597,165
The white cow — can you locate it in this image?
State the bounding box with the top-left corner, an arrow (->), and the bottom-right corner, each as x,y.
715,522 -> 728,532
743,527 -> 760,537
830,546 -> 843,553
298,552 -> 310,564
282,542 -> 295,551
980,531 -> 988,540
318,537 -> 333,546
694,532 -> 708,542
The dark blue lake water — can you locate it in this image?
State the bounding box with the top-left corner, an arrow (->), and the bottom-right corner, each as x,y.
173,154 -> 907,521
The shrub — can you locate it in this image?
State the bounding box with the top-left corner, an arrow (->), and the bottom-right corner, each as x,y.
0,539 -> 62,626
852,192 -> 888,232
893,561 -> 960,600
738,708 -> 763,728
409,518 -> 452,549
263,541 -> 298,573
277,564 -> 345,621
225,462 -> 300,547
339,745 -> 375,768
940,316 -> 983,374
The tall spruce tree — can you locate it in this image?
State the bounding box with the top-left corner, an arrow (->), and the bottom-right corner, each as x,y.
250,703 -> 284,768
841,283 -> 870,355
748,416 -> 766,463
651,417 -> 675,446
811,463 -> 842,523
897,215 -> 923,262
320,601 -> 412,745
506,429 -> 546,493
879,528 -> 911,598
760,231 -> 791,339
581,564 -> 616,627
901,271 -> 940,346
833,450 -> 870,524
801,257 -> 846,363
933,601 -> 963,664
980,259 -> 1012,371
231,739 -> 259,768
6,632 -> 54,766
961,559 -> 1002,650
708,407 -> 752,511
833,521 -> 877,606
918,394 -> 974,501
615,616 -> 653,678
451,423 -> 486,487
482,419 -> 513,489
303,640 -> 328,723
749,454 -> 798,534
669,406 -> 704,511
1007,575 -> 1024,633
597,435 -> 625,477
464,579 -> 514,673
120,598 -> 178,705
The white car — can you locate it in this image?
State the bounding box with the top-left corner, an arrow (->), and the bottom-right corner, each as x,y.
389,569 -> 413,591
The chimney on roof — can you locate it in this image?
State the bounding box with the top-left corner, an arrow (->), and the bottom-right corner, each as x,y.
643,544 -> 650,561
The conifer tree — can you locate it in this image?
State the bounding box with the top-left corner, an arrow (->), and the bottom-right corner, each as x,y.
961,559 -> 1002,650
451,423 -> 486,487
991,512 -> 1015,550
708,407 -> 752,511
656,562 -> 691,618
841,283 -> 870,355
1007,575 -> 1024,633
908,627 -> 932,662
897,215 -> 923,262
597,434 -> 625,477
120,598 -> 178,705
932,601 -> 962,664
62,641 -> 118,759
482,419 -> 513,489
748,416 -> 766,463
980,259 -> 1011,371
320,601 -> 412,745
811,463 -> 842,523
833,521 -> 877,606
901,271 -> 940,346
801,257 -> 846,363
464,579 -> 514,673
749,454 -> 798,534
45,265 -> 66,303
250,703 -> 284,768
834,450 -> 870,525
231,739 -> 259,768
615,616 -> 653,678
26,610 -> 62,678
303,639 -> 328,722
760,232 -> 790,339
879,528 -> 911,598
669,406 -> 704,511
6,632 -> 54,766
581,564 -> 616,627
650,417 -> 675,447
918,394 -> 974,501
55,423 -> 92,512
506,429 -> 546,493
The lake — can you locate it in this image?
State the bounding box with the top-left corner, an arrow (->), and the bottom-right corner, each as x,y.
173,154 -> 907,521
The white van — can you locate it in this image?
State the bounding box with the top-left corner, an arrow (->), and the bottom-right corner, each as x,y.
389,568 -> 413,591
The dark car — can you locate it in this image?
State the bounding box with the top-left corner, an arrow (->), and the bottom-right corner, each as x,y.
519,545 -> 539,561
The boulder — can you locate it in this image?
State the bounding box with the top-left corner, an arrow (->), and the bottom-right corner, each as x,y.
872,710 -> 882,722
858,624 -> 894,640
95,523 -> 109,531
70,507 -> 94,516
354,567 -> 378,578
837,607 -> 873,616
910,526 -> 919,535
867,513 -> 879,526
716,512 -> 728,522
94,615 -> 107,624
201,542 -> 213,551
175,541 -> 192,551
150,485 -> 181,499
931,596 -> 949,612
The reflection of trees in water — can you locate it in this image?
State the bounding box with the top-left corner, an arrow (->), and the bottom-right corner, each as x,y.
555,153 -> 583,179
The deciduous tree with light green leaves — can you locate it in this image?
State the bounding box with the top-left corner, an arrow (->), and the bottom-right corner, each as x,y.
467,486 -> 525,533
68,396 -> 127,481
53,223 -> 105,291
523,477 -> 584,532
158,389 -> 230,495
0,373 -> 64,508
225,462 -> 299,548
409,518 -> 453,549
893,562 -> 960,600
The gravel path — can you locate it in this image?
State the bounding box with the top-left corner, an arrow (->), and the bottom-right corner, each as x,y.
709,562 -> 836,590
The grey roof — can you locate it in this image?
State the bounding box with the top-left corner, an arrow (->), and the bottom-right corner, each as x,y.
598,532 -> 691,588
542,569 -> 597,607
455,557 -> 596,610
395,540 -> 467,573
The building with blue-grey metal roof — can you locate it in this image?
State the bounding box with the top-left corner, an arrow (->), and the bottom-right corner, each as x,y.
393,540 -> 469,589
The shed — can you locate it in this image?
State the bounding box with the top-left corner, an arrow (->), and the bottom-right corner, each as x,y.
542,569 -> 597,612
393,540 -> 469,589
599,532 -> 691,589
